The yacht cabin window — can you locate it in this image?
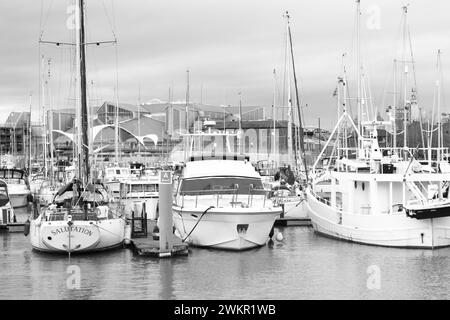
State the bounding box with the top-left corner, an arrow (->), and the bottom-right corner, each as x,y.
180,177 -> 264,195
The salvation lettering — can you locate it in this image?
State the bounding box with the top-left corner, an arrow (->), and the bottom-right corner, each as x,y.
50,226 -> 93,237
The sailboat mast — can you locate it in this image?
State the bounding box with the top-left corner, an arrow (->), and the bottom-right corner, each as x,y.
28,93 -> 32,172
437,49 -> 442,162
356,0 -> 362,150
286,11 -> 308,182
185,69 -> 190,133
47,58 -> 55,185
402,5 -> 408,158
238,92 -> 242,154
393,59 -> 397,153
285,12 -> 293,164
41,55 -> 48,179
272,69 -> 277,161
138,85 -> 141,158
78,0 -> 89,184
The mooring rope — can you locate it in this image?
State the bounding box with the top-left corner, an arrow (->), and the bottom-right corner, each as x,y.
182,206 -> 215,243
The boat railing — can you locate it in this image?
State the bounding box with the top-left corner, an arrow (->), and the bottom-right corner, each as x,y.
45,203 -> 122,221
310,189 -> 342,212
248,185 -> 269,207
45,208 -> 100,221
179,187 -> 269,208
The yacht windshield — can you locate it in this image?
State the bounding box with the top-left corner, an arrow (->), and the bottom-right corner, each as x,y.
180,176 -> 264,195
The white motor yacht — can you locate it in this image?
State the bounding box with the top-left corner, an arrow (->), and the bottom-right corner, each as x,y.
0,168 -> 31,208
173,154 -> 281,250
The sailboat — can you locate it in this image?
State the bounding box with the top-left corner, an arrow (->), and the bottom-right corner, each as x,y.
270,12 -> 308,220
28,0 -> 126,253
305,2 -> 450,248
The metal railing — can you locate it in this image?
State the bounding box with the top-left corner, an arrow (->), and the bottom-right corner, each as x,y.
179,187 -> 269,209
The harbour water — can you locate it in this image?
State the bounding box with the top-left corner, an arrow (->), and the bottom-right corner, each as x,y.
1,209 -> 450,300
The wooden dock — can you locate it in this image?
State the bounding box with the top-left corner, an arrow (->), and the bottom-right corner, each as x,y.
130,220 -> 189,258
275,217 -> 311,227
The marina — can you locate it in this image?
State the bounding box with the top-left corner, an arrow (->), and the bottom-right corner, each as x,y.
2,211 -> 450,300
1,0 -> 450,304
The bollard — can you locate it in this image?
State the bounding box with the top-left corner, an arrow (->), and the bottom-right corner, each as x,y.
158,170 -> 173,257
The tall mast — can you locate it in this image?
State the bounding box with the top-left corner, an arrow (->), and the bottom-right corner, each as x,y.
78,0 -> 89,184
28,93 -> 32,172
285,12 -> 293,164
393,59 -> 397,153
286,11 -> 309,182
272,69 -> 277,161
47,58 -> 54,185
138,84 -> 141,158
436,49 -> 442,162
402,5 -> 408,158
114,87 -> 119,163
185,69 -> 190,133
41,55 -> 48,179
356,0 -> 362,150
238,91 -> 243,154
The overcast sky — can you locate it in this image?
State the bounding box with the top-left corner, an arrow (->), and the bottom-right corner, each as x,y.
1,0 -> 450,129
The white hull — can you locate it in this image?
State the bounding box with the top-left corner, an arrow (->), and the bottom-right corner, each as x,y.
173,206 -> 281,250
30,218 -> 125,253
306,189 -> 450,248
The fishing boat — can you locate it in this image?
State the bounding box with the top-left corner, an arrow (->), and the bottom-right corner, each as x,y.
172,135 -> 281,250
306,125 -> 450,248
28,0 -> 126,253
0,168 -> 32,208
305,2 -> 450,248
0,180 -> 16,228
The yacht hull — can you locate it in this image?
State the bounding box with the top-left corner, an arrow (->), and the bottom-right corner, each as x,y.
30,218 -> 125,253
172,206 -> 281,250
306,189 -> 450,248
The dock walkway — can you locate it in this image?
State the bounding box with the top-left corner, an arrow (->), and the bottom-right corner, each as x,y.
130,220 -> 188,257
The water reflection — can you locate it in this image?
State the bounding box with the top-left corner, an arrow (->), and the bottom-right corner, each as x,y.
2,222 -> 450,299
159,259 -> 175,299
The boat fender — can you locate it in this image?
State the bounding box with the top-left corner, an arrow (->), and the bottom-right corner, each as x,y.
124,223 -> 132,245
275,232 -> 284,242
152,225 -> 160,240
23,219 -> 30,236
27,194 -> 33,203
